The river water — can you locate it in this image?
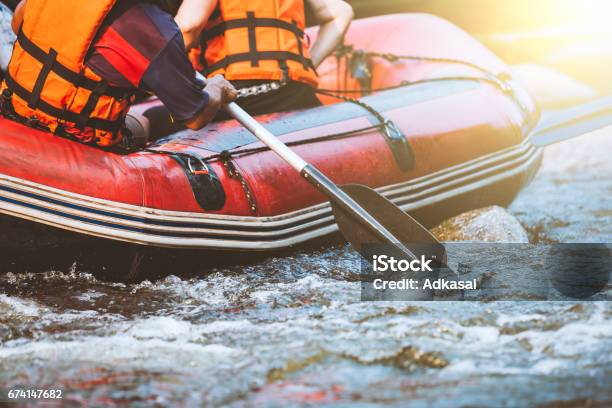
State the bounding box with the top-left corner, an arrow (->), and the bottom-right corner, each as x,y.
0,1 -> 611,405
1,130 -> 611,405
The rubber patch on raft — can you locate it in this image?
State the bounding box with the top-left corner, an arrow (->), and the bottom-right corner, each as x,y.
171,155 -> 226,211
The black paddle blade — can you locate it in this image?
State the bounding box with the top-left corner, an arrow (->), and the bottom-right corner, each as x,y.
331,184 -> 447,266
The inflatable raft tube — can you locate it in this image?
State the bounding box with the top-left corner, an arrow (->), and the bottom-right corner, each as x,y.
0,14 -> 541,252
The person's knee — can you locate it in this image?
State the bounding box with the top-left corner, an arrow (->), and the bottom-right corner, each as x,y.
124,111 -> 151,147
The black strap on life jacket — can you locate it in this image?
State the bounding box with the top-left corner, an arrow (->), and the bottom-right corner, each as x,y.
3,28 -> 132,132
199,12 -> 315,77
15,29 -> 132,100
3,73 -> 123,133
203,51 -> 315,77
28,48 -> 58,110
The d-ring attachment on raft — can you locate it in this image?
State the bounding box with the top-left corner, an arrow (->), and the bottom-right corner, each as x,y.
187,156 -> 210,175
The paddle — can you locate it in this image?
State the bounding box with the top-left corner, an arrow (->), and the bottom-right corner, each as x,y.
224,102 -> 446,266
529,95 -> 612,146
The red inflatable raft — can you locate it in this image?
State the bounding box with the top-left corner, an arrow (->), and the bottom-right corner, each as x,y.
0,14 -> 541,251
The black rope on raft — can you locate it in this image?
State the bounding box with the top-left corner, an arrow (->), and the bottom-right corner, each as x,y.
315,47 -> 527,118
205,122 -> 386,161
150,76 -> 516,165
218,150 -> 258,214
145,123 -> 386,164
316,88 -> 393,128
316,47 -> 515,96
329,46 -> 512,81
365,51 -> 506,76
316,75 -> 514,95
149,49 -> 526,171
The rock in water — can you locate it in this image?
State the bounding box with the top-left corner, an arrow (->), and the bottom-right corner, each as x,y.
432,206 -> 529,243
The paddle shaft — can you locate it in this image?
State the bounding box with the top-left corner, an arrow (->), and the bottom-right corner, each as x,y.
530,95 -> 612,147
225,102 -> 307,171
224,102 -> 418,259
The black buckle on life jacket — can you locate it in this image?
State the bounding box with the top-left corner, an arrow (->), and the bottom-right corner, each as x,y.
0,89 -> 18,120
278,60 -> 289,84
26,115 -> 40,129
0,89 -> 49,132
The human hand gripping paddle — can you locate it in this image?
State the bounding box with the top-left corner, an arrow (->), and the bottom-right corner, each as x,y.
193,73 -> 443,263
223,102 -> 447,267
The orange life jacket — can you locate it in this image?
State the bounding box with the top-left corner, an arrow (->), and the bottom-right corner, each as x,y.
0,0 -> 134,147
191,0 -> 318,88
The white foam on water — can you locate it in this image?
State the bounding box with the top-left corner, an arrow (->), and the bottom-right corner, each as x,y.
199,320 -> 254,334
432,303 -> 611,380
0,294 -> 43,317
248,289 -> 281,303
294,275 -> 327,290
461,325 -> 501,345
520,318 -> 612,357
1,326 -> 243,370
0,19 -> 610,408
43,310 -> 102,324
497,313 -> 547,325
530,359 -> 570,375
127,316 -> 194,340
152,274 -> 251,307
441,359 -> 477,374
73,290 -> 107,302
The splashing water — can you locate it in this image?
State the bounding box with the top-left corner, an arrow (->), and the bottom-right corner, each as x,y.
0,129 -> 611,406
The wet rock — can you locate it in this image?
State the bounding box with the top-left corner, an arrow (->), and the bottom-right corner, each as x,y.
382,346 -> 448,370
432,206 -> 529,243
266,350 -> 330,383
346,346 -> 448,370
353,306 -> 420,323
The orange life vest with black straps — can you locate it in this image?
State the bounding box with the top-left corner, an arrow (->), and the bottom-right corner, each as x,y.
192,0 -> 318,88
0,0 -> 134,147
